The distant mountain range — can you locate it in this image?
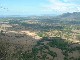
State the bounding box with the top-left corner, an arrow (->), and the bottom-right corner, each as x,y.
0,12 -> 80,21
57,12 -> 80,21
0,15 -> 28,17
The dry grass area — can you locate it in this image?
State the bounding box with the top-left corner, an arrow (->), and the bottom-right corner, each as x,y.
21,31 -> 42,39
44,30 -> 80,44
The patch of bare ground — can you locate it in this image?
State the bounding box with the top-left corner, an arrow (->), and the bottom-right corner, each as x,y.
68,50 -> 80,59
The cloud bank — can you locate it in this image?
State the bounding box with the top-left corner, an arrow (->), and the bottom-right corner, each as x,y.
43,0 -> 80,14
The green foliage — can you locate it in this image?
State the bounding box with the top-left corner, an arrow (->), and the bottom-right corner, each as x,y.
64,57 -> 68,60
21,51 -> 33,60
32,47 -> 39,60
48,37 -> 69,50
37,33 -> 44,37
42,54 -> 47,60
0,30 -> 4,35
48,51 -> 57,59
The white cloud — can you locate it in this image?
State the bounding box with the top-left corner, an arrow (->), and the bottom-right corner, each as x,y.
63,0 -> 80,3
42,0 -> 80,13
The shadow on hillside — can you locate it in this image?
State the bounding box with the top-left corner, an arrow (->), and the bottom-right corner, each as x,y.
0,37 -> 80,60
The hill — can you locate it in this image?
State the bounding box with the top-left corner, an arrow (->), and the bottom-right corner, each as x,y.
57,12 -> 80,21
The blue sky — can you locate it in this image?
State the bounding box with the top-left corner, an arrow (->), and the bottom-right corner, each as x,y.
0,0 -> 80,15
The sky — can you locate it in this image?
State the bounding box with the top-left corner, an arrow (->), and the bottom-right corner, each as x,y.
0,0 -> 80,15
